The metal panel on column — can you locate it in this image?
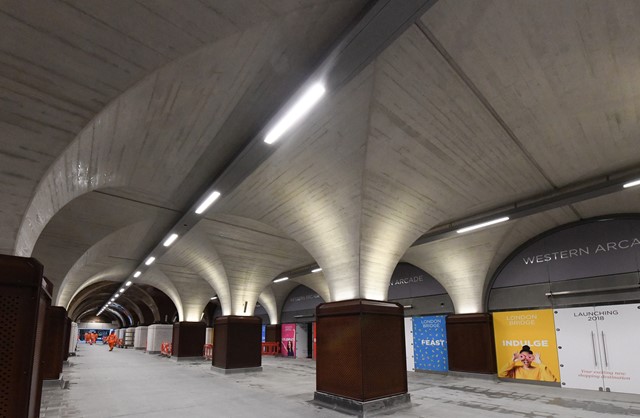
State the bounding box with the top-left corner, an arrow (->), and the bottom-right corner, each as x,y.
172,322 -> 205,361
212,316 -> 262,374
446,313 -> 496,374
41,306 -> 68,381
0,255 -> 51,418
314,299 -> 411,415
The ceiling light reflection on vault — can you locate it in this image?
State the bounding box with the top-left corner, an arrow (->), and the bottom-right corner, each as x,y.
264,82 -> 326,144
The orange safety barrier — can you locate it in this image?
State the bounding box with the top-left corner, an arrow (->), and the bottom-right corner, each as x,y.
261,342 -> 280,356
160,342 -> 172,357
203,344 -> 213,360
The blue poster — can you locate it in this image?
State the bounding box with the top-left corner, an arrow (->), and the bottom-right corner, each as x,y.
261,325 -> 266,343
412,315 -> 448,372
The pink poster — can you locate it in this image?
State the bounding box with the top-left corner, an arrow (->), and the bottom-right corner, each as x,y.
281,323 -> 296,357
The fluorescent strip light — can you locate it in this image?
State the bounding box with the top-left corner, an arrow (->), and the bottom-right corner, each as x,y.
119,288 -> 125,293
163,233 -> 179,247
133,271 -> 141,278
311,267 -> 322,273
456,216 -> 510,234
273,277 -> 289,283
145,256 -> 155,266
623,179 -> 640,188
195,191 -> 221,214
110,298 -> 115,302
264,82 -> 326,144
210,296 -> 218,300
126,281 -> 132,287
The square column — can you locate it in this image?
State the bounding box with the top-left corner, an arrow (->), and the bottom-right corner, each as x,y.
41,306 -> 68,381
146,324 -> 173,354
314,299 -> 411,415
172,321 -> 205,361
0,255 -> 51,418
446,313 -> 496,374
212,316 -> 262,374
134,326 -> 148,350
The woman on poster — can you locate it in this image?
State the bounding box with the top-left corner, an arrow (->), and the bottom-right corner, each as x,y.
499,345 -> 557,382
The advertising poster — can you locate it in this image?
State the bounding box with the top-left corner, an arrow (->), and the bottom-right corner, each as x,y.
493,309 -> 559,383
412,315 -> 448,372
555,304 -> 640,394
281,323 -> 296,357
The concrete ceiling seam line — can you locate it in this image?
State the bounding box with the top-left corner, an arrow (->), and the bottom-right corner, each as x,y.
89,0 -> 440,317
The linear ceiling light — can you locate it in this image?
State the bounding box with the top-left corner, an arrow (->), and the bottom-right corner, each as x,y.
110,298 -> 115,302
273,277 -> 289,283
210,296 -> 218,300
119,288 -> 125,293
456,216 -> 510,234
163,233 -> 179,247
195,191 -> 221,214
623,178 -> 640,188
133,271 -> 141,278
264,82 -> 326,144
145,256 -> 155,266
126,281 -> 132,287
311,267 -> 322,273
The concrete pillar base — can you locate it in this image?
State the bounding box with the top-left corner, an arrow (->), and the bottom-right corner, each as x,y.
313,391 -> 412,417
170,356 -> 208,362
210,365 -> 263,375
42,373 -> 66,389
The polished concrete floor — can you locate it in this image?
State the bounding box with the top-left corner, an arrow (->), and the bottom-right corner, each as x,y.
41,343 -> 640,417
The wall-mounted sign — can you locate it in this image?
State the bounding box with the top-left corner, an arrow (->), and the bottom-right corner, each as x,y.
412,315 -> 448,372
282,285 -> 323,312
493,309 -> 559,382
493,218 -> 640,288
389,263 -> 447,300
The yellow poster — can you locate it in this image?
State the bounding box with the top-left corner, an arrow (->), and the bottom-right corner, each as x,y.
493,309 -> 560,383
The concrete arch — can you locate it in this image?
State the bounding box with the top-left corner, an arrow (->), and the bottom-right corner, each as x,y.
138,266 -> 184,322
257,288 -> 279,325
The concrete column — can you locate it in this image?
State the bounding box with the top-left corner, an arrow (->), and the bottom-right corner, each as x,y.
63,316 -> 71,361
146,324 -> 173,354
446,314 -> 496,374
134,326 -> 148,350
68,322 -> 78,356
313,299 -> 411,416
124,327 -> 135,348
212,316 -> 262,374
205,327 -> 214,345
171,322 -> 206,361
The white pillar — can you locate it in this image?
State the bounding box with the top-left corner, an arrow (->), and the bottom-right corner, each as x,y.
146,324 -> 173,354
205,327 -> 214,345
134,326 -> 148,350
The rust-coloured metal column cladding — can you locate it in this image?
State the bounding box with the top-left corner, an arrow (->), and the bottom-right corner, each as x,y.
316,299 -> 407,401
0,255 -> 51,418
212,316 -> 261,370
446,313 -> 497,374
41,306 -> 68,380
62,316 -> 71,361
265,324 -> 281,343
171,321 -> 206,359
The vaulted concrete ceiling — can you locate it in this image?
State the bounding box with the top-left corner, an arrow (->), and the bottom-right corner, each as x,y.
2,0 -> 640,321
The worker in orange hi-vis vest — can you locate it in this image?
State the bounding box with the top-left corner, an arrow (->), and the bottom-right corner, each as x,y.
84,332 -> 91,345
106,331 -> 118,352
91,332 -> 98,345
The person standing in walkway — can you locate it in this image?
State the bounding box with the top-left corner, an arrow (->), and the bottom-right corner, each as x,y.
106,331 -> 118,351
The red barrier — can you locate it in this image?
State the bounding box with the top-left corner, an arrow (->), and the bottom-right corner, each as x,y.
160,342 -> 172,357
203,344 -> 213,360
261,342 -> 280,356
